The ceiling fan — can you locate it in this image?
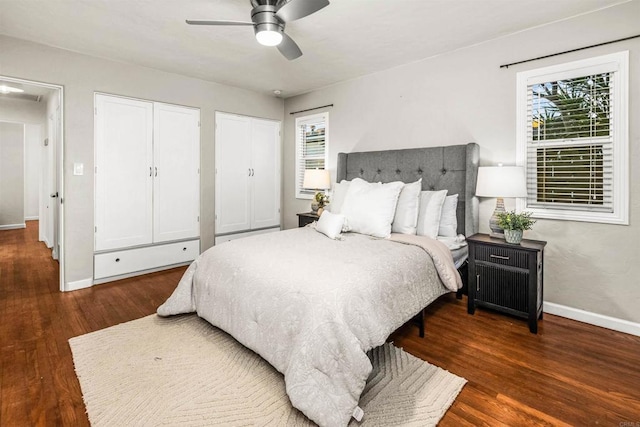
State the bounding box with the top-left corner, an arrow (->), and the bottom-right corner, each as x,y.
186,0 -> 329,60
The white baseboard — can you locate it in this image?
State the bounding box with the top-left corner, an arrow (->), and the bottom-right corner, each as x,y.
544,302 -> 640,337
65,278 -> 93,292
25,216 -> 39,221
0,223 -> 26,230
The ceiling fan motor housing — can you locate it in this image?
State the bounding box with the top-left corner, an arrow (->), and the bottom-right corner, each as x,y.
251,4 -> 285,37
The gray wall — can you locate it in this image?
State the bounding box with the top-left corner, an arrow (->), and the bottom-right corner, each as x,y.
0,35 -> 284,285
0,98 -> 46,221
283,2 -> 640,323
0,122 -> 25,227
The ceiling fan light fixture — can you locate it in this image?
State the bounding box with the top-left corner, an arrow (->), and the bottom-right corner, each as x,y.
255,28 -> 283,46
187,0 -> 330,59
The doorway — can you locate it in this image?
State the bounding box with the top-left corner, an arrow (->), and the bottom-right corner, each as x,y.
0,76 -> 65,291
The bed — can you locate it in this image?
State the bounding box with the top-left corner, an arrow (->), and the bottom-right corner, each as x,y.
158,143 -> 479,426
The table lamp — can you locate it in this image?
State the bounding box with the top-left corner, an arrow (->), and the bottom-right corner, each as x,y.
476,165 -> 527,238
303,169 -> 330,214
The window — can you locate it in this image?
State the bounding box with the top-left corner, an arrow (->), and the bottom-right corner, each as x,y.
516,51 -> 629,225
295,112 -> 328,199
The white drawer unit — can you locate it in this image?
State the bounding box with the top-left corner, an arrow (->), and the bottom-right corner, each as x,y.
214,227 -> 280,245
94,239 -> 199,280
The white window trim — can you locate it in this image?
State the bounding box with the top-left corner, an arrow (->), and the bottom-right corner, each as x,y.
515,51 -> 629,225
295,112 -> 329,200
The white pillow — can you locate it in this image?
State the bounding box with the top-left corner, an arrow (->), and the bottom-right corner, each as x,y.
327,180 -> 350,214
391,178 -> 422,234
438,194 -> 459,237
341,178 -> 404,238
315,211 -> 345,240
416,190 -> 448,238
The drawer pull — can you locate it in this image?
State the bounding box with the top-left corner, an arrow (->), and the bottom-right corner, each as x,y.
115,258 -> 120,262
476,274 -> 480,292
490,254 -> 510,260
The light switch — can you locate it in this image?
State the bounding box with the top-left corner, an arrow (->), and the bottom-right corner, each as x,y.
73,163 -> 84,176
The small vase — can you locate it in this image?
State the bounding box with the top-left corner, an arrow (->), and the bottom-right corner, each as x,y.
504,229 -> 523,244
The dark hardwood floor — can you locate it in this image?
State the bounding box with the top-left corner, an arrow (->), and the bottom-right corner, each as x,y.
2,222 -> 639,426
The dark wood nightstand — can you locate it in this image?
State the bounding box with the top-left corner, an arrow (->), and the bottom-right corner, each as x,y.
296,212 -> 319,228
467,233 -> 547,333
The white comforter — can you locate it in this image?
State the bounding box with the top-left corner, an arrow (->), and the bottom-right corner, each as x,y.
157,227 -> 461,426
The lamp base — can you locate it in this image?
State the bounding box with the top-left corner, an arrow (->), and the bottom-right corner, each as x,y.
489,197 -> 505,238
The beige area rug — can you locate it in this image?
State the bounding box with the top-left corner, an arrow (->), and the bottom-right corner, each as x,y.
69,314 -> 466,426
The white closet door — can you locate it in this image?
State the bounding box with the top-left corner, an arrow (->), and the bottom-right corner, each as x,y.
153,103 -> 200,243
215,113 -> 252,234
251,118 -> 281,229
95,94 -> 153,251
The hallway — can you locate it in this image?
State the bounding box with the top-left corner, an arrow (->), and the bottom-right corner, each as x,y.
0,221 -> 58,293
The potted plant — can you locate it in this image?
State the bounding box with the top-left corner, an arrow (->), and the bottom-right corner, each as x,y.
496,210 -> 536,244
314,192 -> 330,216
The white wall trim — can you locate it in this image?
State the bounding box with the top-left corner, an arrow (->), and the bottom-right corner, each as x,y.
25,216 -> 39,221
65,278 -> 93,291
544,302 -> 640,337
0,223 -> 26,230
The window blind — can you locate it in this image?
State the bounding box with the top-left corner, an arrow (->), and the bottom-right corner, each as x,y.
525,73 -> 614,213
295,113 -> 327,198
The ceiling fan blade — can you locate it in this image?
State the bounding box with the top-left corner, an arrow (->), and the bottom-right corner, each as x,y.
185,20 -> 254,26
275,0 -> 329,22
277,33 -> 303,60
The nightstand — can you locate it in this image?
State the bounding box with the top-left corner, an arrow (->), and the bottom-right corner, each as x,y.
467,233 -> 547,334
296,212 -> 319,228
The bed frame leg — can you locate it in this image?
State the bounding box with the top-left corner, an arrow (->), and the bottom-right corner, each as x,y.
419,309 -> 425,338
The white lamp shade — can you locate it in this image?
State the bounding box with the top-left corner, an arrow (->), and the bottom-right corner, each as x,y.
476,166 -> 527,198
303,169 -> 330,190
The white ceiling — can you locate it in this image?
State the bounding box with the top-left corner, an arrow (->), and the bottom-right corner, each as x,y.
0,0 -> 627,98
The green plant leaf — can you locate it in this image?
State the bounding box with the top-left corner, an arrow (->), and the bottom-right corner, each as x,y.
496,210 -> 536,231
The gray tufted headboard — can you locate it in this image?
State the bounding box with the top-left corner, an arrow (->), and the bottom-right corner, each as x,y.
336,143 -> 479,236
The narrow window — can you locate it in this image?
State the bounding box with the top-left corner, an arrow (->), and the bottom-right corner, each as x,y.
295,112 -> 328,199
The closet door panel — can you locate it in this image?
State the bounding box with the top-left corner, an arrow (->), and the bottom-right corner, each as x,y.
251,119 -> 281,229
153,103 -> 200,243
215,113 -> 252,234
95,95 -> 153,251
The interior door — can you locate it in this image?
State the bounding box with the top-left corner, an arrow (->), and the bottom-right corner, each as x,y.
153,103 -> 200,243
94,94 -> 153,251
215,112 -> 252,235
44,115 -> 54,248
250,118 -> 281,229
51,104 -> 60,260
